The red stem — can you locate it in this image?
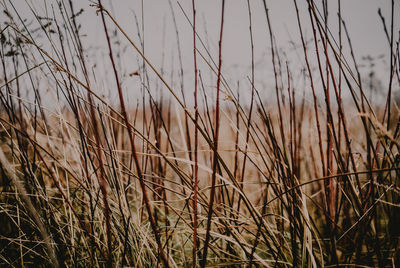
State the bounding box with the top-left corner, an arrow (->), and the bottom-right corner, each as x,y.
97,1 -> 169,267
201,1 -> 225,266
192,0 -> 198,266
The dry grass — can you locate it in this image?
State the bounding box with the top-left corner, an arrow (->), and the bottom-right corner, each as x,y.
0,0 -> 400,267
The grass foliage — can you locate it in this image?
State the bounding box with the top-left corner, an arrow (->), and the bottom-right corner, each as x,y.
0,0 -> 400,267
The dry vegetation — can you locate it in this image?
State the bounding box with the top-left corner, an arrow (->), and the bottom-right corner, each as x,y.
0,0 -> 400,267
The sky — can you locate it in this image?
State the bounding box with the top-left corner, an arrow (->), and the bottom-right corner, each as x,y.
1,0 -> 399,106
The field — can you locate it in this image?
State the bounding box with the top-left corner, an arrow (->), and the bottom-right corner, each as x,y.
0,0 -> 400,267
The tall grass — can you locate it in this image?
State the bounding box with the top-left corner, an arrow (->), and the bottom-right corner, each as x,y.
0,0 -> 399,267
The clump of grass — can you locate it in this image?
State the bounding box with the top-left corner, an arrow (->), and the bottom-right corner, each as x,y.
0,0 -> 399,267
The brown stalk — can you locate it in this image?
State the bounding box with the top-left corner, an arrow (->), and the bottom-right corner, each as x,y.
235,0 -> 256,217
200,1 -> 225,266
97,1 -> 169,267
191,0 -> 199,266
62,0 -> 114,265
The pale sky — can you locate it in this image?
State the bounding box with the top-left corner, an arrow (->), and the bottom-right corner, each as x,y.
1,0 -> 399,106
